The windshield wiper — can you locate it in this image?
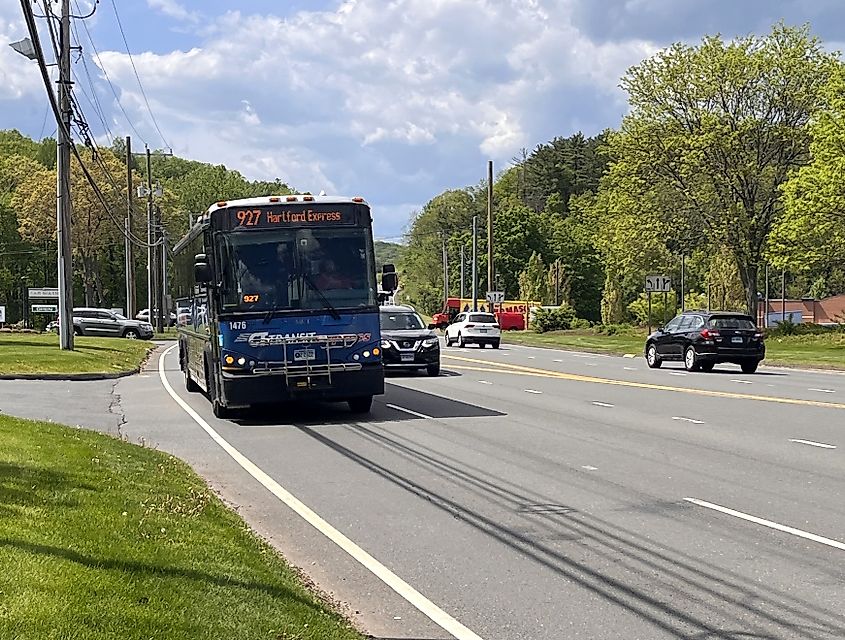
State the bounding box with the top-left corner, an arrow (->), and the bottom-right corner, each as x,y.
262,303 -> 282,324
301,273 -> 341,320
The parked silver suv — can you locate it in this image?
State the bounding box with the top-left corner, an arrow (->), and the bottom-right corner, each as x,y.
71,307 -> 154,339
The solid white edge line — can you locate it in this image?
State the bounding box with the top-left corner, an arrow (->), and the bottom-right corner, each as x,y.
788,438 -> 837,449
808,388 -> 836,393
385,403 -> 435,420
523,389 -> 543,394
672,416 -> 705,424
592,401 -> 614,408
685,497 -> 845,552
157,345 -> 484,640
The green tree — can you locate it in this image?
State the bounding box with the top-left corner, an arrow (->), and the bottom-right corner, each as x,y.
518,251 -> 548,303
615,23 -> 837,318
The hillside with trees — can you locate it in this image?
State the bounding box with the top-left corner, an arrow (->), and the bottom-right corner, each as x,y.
399,24 -> 845,323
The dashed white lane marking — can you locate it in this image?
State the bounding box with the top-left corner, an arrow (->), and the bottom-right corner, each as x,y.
668,372 -> 687,377
478,380 -> 492,385
581,465 -> 598,471
685,498 -> 845,552
527,356 -> 535,360
809,388 -> 836,394
524,389 -> 543,394
672,416 -> 705,424
386,404 -> 435,420
157,346 -> 484,640
592,401 -> 615,408
789,438 -> 837,449
553,359 -> 563,363
623,367 -> 637,371
731,379 -> 753,385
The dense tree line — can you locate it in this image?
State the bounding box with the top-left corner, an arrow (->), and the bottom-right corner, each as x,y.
0,130 -> 291,324
400,24 -> 845,323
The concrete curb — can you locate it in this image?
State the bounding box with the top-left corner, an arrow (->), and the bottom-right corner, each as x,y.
0,368 -> 141,381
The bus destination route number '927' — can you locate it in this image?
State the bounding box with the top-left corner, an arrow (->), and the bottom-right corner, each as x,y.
230,205 -> 356,229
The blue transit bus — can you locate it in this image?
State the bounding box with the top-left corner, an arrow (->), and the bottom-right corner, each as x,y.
172,195 -> 390,418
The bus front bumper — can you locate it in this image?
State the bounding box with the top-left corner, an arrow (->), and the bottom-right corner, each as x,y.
219,364 -> 384,407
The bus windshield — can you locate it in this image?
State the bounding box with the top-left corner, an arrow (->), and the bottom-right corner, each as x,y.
218,227 -> 376,313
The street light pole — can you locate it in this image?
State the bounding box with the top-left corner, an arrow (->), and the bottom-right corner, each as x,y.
146,146 -> 154,325
56,0 -> 74,350
472,215 -> 478,312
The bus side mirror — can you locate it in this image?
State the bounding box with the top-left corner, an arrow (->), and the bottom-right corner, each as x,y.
381,263 -> 398,292
195,254 -> 213,284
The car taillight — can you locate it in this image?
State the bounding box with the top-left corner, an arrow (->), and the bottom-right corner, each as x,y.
700,328 -> 720,340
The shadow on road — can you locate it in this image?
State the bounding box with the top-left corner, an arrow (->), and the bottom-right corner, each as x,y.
230,383 -> 504,428
296,425 -> 845,640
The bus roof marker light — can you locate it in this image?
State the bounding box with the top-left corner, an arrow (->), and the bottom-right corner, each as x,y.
303,195 -> 314,201
269,197 -> 280,203
352,197 -> 364,203
286,196 -> 298,202
217,201 -> 227,207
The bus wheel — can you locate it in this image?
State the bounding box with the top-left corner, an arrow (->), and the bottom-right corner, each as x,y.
348,396 -> 373,414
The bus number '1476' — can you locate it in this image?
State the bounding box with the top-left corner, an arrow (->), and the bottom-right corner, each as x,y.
230,321 -> 247,330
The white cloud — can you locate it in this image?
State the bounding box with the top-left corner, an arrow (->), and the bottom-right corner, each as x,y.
146,0 -> 199,23
0,12 -> 46,102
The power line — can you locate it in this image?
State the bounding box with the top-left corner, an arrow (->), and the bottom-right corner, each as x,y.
69,11 -> 115,142
107,0 -> 170,150
72,0 -> 148,145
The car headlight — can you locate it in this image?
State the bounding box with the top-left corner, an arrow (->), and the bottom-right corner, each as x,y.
422,337 -> 438,348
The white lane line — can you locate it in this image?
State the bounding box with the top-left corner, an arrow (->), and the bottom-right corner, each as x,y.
553,359 -> 563,363
581,465 -> 598,471
668,372 -> 687,377
157,345 -> 484,640
623,367 -> 637,371
524,389 -> 543,394
767,384 -> 776,388
583,362 -> 598,367
730,379 -> 753,385
592,401 -> 615,408
478,380 -> 492,385
809,388 -> 836,394
672,416 -> 705,424
386,404 -> 435,420
685,497 -> 845,552
789,438 -> 837,449
527,356 -> 535,360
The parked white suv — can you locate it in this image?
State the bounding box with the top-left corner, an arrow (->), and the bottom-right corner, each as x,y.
444,312 -> 501,348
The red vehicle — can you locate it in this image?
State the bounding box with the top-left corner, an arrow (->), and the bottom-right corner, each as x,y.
432,297 -> 531,330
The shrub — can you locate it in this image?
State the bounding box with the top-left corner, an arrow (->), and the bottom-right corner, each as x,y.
532,306 -> 576,332
571,318 -> 592,330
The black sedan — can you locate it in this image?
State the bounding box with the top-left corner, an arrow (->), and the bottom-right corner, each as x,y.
645,311 -> 765,373
379,305 -> 440,376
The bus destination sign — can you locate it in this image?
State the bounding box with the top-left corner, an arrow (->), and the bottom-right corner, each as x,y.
226,204 -> 359,230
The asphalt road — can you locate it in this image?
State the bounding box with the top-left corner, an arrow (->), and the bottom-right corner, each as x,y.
2,341 -> 844,639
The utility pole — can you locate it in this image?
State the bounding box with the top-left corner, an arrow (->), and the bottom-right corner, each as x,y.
472,215 -> 478,312
460,244 -> 465,299
554,260 -> 560,306
145,146 -> 155,329
680,253 -> 685,312
125,136 -> 135,318
56,0 -> 73,350
764,264 -> 769,329
781,268 -> 786,324
487,160 -> 494,296
156,207 -> 166,333
442,236 -> 449,309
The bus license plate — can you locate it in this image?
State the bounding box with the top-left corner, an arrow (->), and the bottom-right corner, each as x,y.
294,348 -> 316,361
401,353 -> 415,362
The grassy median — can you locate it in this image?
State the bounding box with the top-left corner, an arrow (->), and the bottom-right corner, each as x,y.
0,333 -> 152,376
0,414 -> 364,640
502,329 -> 845,369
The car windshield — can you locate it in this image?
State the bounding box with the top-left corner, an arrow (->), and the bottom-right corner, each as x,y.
469,313 -> 496,323
709,316 -> 755,330
381,312 -> 424,330
218,228 -> 376,312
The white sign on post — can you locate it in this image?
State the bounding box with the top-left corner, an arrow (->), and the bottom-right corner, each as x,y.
645,275 -> 672,293
485,291 -> 505,304
0,305 -> 5,323
32,304 -> 58,314
28,287 -> 59,299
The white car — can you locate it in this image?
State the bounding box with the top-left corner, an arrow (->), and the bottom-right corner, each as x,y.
444,311 -> 501,348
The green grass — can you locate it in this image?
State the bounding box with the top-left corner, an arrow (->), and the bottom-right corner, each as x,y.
502,329 -> 646,356
0,333 -> 153,376
502,329 -> 845,370
153,328 -> 178,341
0,415 -> 365,640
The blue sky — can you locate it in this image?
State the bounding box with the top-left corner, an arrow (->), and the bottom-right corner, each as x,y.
2,1 -> 843,241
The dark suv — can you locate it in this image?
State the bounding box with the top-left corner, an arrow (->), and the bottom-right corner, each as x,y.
645,311 -> 765,373
379,305 -> 440,376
